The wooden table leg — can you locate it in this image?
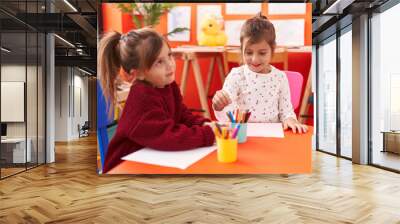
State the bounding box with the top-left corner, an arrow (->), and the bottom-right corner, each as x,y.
191,53 -> 211,119
205,57 -> 215,96
283,60 -> 288,71
216,55 -> 225,84
222,51 -> 229,76
180,55 -> 190,97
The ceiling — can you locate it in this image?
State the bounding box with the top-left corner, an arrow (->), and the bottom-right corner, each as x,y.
0,0 -> 97,75
311,0 -> 390,43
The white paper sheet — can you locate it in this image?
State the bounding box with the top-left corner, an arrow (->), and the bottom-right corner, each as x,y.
247,123 -> 284,138
225,20 -> 246,46
268,3 -> 306,15
167,6 -> 191,42
225,3 -> 261,15
196,5 -> 222,43
271,19 -> 305,47
121,145 -> 217,170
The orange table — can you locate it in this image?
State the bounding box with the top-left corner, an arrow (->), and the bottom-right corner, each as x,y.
108,127 -> 313,174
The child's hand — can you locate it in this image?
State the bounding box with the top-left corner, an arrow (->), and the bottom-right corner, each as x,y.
283,118 -> 308,134
212,90 -> 232,111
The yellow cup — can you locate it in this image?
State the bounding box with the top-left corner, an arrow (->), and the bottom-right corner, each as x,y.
216,137 -> 238,163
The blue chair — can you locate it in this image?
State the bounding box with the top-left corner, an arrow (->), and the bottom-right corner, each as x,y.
97,81 -> 117,173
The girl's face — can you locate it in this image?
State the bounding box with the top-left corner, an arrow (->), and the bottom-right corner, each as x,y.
242,38 -> 274,74
143,42 -> 176,88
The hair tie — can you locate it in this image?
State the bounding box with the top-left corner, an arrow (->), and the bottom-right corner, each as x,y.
256,12 -> 267,20
120,33 -> 127,41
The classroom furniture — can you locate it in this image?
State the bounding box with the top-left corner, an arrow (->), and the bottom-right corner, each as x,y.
285,46 -> 313,124
107,126 -> 313,174
97,122 -> 118,173
284,71 -> 304,111
78,121 -> 90,138
1,138 -> 32,164
172,46 -> 228,119
381,131 -> 400,154
1,123 -> 7,138
299,67 -> 313,124
97,80 -> 117,171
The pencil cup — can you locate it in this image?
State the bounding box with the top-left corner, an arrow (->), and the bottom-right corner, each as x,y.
216,137 -> 238,163
231,123 -> 248,143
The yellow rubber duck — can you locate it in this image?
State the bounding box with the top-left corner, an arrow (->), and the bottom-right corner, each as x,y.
198,15 -> 227,46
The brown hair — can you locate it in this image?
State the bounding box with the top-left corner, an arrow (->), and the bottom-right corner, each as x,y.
240,12 -> 276,54
97,28 -> 166,117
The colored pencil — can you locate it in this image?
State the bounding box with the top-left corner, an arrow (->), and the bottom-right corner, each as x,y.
215,122 -> 222,134
231,123 -> 241,138
245,112 -> 251,122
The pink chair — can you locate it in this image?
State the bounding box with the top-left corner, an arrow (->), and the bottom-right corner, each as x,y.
284,71 -> 303,110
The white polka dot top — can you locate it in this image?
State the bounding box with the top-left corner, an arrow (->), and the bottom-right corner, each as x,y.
214,64 -> 297,123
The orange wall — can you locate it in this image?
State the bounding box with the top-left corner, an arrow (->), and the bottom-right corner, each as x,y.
101,3 -> 122,33
101,3 -> 313,122
102,3 -> 312,46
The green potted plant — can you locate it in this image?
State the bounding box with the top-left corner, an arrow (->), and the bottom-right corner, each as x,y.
117,3 -> 189,36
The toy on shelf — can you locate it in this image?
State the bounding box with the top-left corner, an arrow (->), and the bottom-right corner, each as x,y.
198,14 -> 227,46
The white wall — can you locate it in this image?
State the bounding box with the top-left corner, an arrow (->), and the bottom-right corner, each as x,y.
55,66 -> 69,141
54,67 -> 89,141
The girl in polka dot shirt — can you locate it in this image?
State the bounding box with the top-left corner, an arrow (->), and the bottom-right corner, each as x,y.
212,13 -> 307,133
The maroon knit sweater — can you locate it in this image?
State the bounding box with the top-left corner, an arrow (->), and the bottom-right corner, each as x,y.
103,80 -> 215,173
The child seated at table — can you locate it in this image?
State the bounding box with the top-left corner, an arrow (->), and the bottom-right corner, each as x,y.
98,28 -> 215,173
212,13 -> 307,134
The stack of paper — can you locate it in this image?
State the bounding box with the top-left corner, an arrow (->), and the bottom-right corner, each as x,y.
121,145 -> 217,170
247,123 -> 284,138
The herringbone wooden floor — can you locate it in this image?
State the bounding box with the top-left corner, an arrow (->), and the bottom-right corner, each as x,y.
1,135 -> 400,224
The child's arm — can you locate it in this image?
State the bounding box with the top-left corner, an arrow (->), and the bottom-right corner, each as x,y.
180,103 -> 211,126
129,99 -> 215,150
172,82 -> 210,126
213,68 -> 242,122
213,94 -> 236,122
